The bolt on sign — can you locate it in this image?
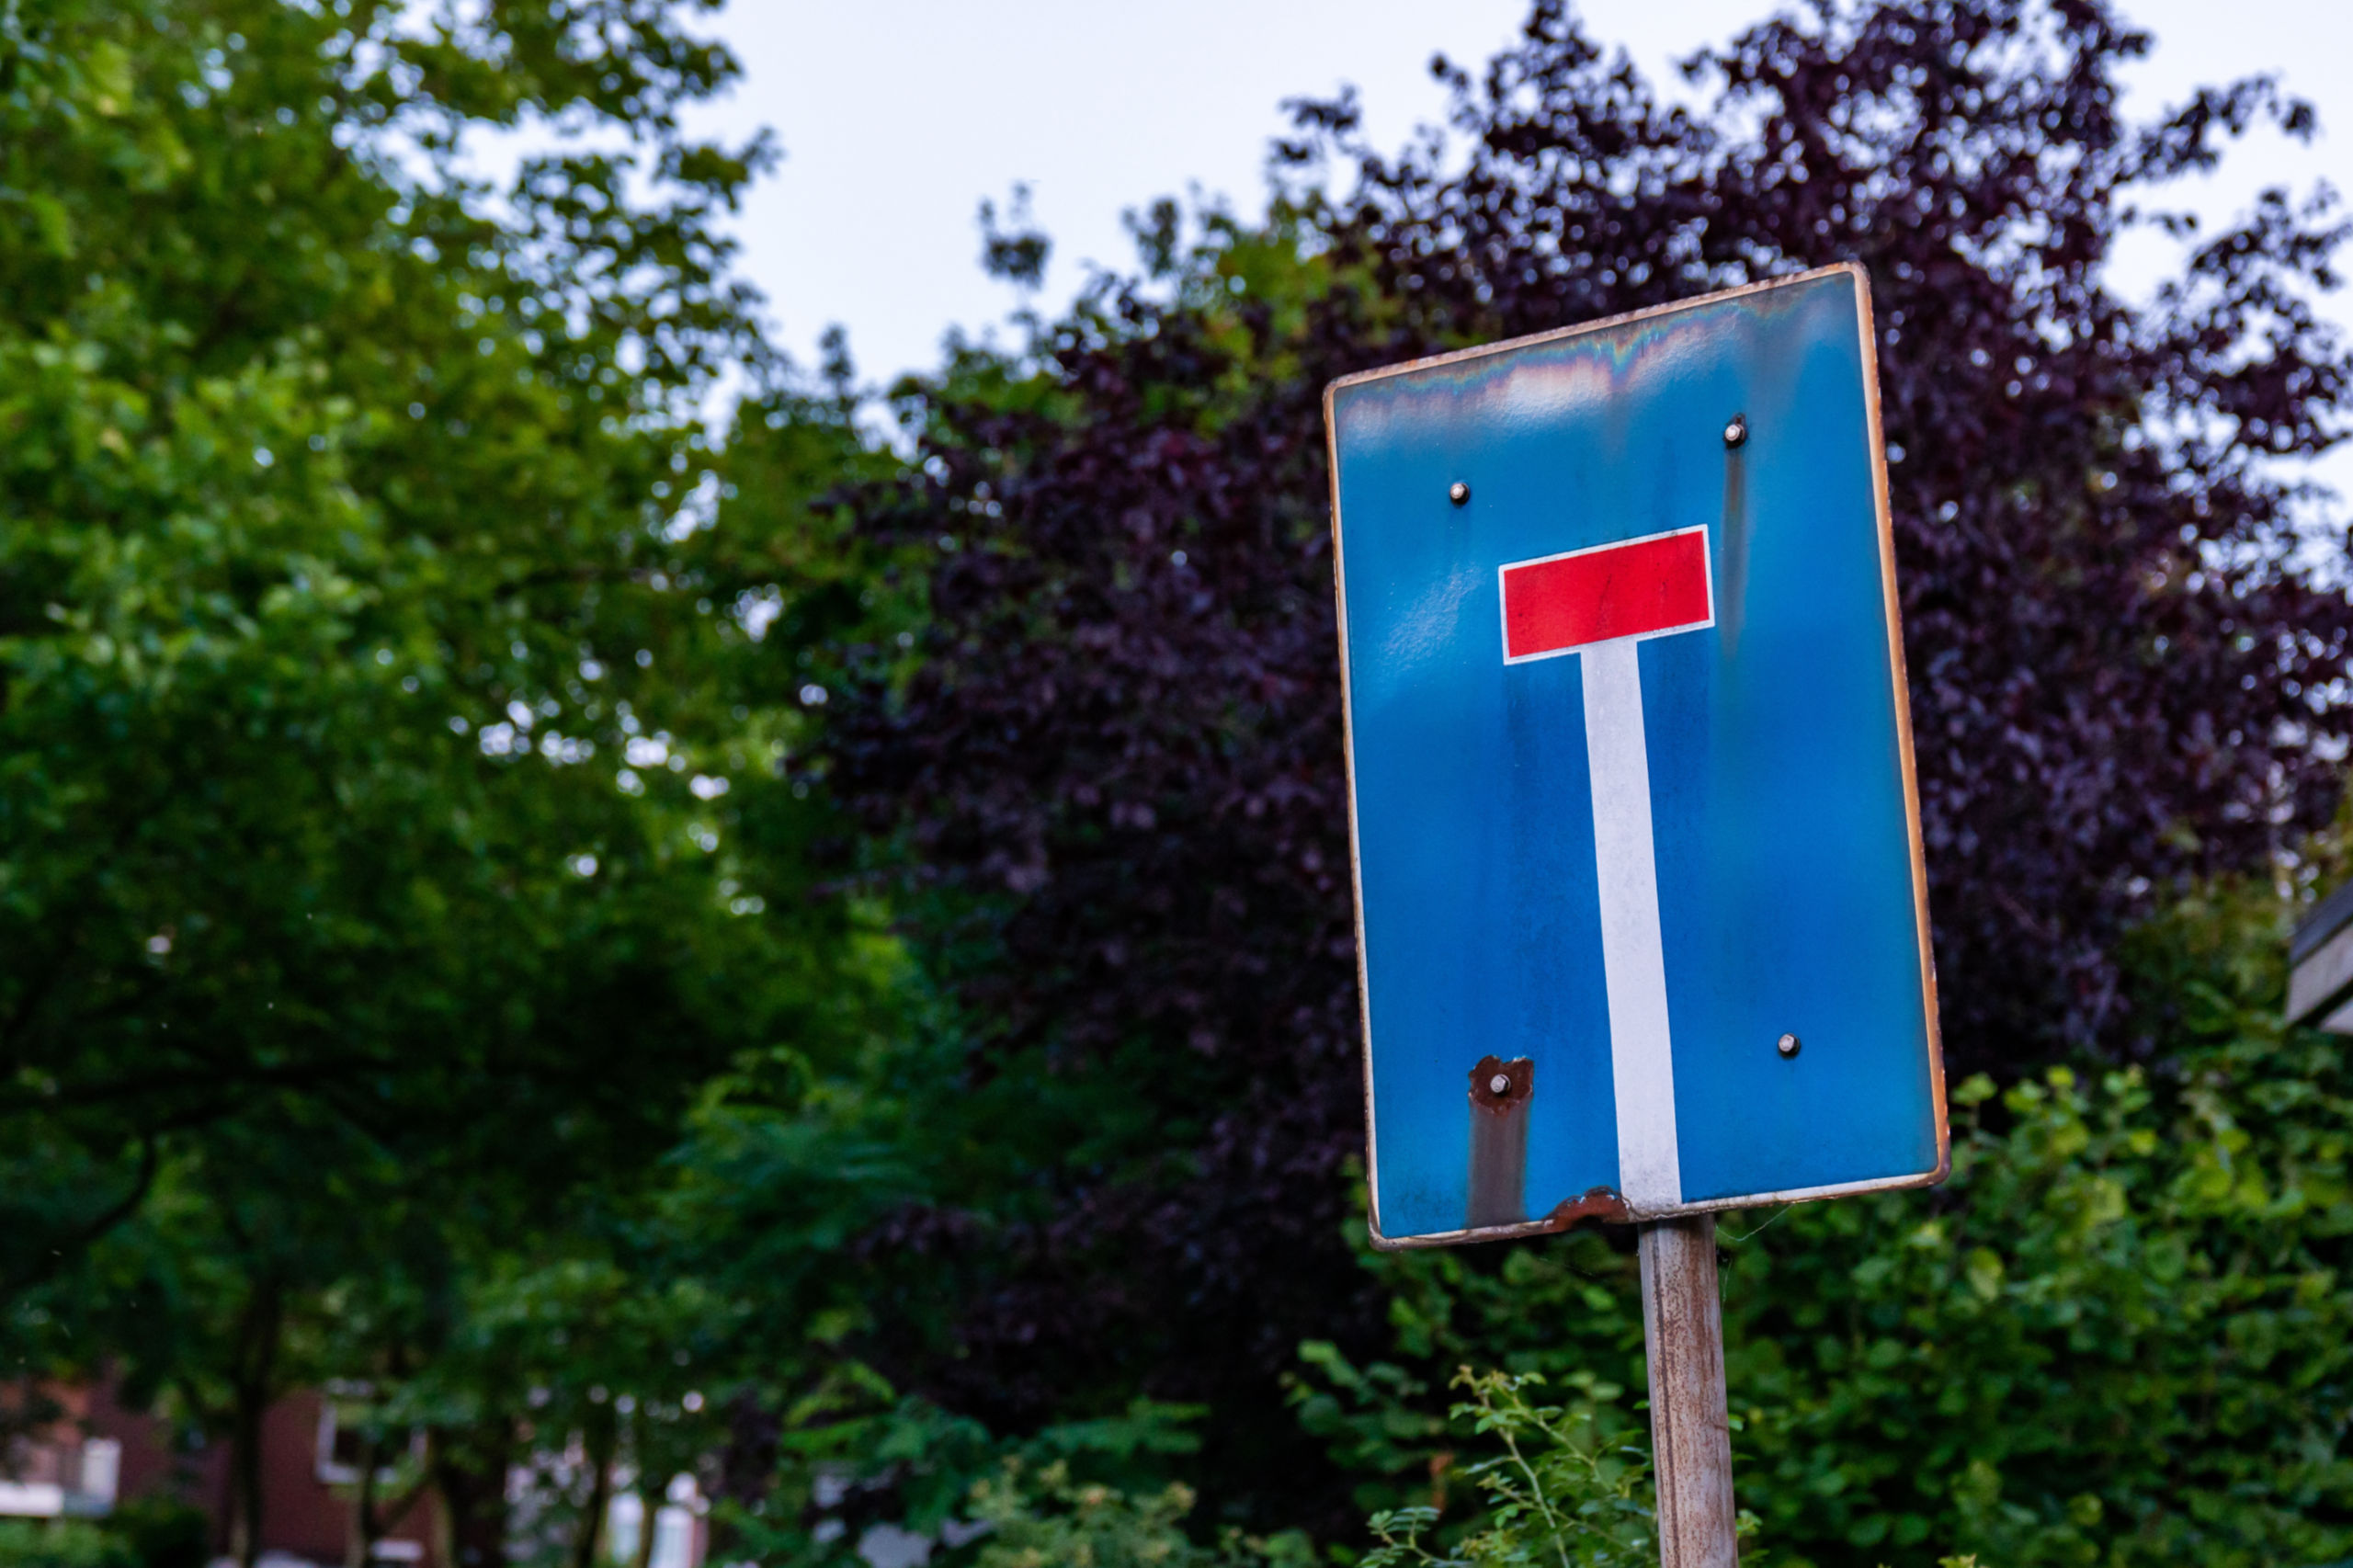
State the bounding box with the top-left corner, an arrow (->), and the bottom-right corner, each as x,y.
1324,265 -> 1948,1247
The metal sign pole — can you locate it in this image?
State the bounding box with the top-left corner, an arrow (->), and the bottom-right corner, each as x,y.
1639,1216 -> 1738,1568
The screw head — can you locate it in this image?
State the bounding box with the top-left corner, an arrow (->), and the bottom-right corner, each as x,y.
1724,415 -> 1748,449
1777,1031 -> 1801,1059
1488,1072 -> 1511,1095
1449,481 -> 1471,506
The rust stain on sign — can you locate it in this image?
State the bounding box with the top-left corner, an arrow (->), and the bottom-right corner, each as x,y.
1467,1054 -> 1533,1229
1544,1186 -> 1631,1227
1469,1053 -> 1533,1111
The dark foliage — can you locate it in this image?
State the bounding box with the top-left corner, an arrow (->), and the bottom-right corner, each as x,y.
827,283 -> 1367,1484
818,0 -> 2353,1514
1307,0 -> 2353,1058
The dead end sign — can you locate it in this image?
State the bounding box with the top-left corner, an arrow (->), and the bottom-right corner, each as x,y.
1324,265 -> 1948,1247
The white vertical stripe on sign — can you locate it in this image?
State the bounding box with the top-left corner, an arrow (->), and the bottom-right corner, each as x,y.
1579,637 -> 1682,1211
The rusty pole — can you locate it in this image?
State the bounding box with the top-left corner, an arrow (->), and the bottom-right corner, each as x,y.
1639,1215 -> 1738,1568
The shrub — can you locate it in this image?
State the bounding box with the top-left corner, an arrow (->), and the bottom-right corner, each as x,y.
1358,1369 -> 1673,1568
0,1522 -> 132,1568
1292,881 -> 2353,1567
968,1460 -> 1313,1568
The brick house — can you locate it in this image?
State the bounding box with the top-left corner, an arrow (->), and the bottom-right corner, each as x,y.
1,1386 -> 704,1568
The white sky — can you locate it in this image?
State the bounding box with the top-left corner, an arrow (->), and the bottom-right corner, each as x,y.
677,1 -> 2353,493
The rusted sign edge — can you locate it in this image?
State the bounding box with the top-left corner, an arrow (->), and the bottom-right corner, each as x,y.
1851,264 -> 1953,1192
1322,368 -> 1387,1248
1367,1162 -> 1958,1251
1368,1187 -> 1634,1254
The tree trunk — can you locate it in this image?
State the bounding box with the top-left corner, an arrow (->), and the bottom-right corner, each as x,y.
700,1388 -> 776,1564
628,1405 -> 656,1568
570,1403 -> 617,1568
346,1426 -> 384,1568
629,1504 -> 657,1568
428,1419 -> 515,1568
227,1281 -> 284,1568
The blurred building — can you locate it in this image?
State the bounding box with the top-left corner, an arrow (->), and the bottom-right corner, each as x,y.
2290,881 -> 2353,1032
0,1384 -> 705,1568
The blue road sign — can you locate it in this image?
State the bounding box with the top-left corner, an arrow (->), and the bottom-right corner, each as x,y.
1324,264 -> 1946,1247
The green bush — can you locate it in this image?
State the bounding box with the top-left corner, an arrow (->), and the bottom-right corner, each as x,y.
753,880 -> 2349,1568
968,1460 -> 1313,1568
952,1374 -> 1665,1568
1292,881 -> 2353,1567
0,1521 -> 134,1568
956,1369 -> 1994,1568
102,1500 -> 208,1568
1356,1369 -> 1673,1568
0,1502 -> 210,1568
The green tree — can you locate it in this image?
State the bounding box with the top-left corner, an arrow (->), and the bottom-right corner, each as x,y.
799,0 -> 2353,1534
0,0 -> 765,1288
0,4 -> 896,1563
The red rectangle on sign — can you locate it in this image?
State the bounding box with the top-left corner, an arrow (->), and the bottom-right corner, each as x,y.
1500,528 -> 1713,662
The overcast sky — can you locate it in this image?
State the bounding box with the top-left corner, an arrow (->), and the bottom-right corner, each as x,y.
656,3 -> 2351,503
678,2 -> 2351,381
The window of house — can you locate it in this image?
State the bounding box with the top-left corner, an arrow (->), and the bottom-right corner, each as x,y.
315,1399 -> 424,1487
